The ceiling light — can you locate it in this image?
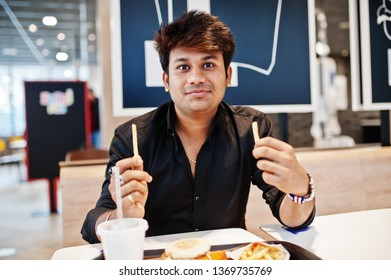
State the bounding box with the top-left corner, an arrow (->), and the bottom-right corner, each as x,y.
42,16 -> 57,26
56,52 -> 68,61
29,24 -> 38,33
88,45 -> 95,52
2,48 -> 18,56
88,33 -> 96,41
42,48 -> 50,56
36,38 -> 44,46
57,33 -> 66,41
64,69 -> 73,78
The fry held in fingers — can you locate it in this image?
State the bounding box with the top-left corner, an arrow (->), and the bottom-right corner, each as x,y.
132,123 -> 139,156
252,120 -> 260,143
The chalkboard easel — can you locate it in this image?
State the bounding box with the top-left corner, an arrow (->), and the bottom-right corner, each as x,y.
24,81 -> 90,213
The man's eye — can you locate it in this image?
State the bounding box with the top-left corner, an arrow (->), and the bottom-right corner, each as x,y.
204,62 -> 214,68
178,65 -> 189,70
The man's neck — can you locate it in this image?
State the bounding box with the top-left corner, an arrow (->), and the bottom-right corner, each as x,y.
175,109 -> 216,139
174,107 -> 218,177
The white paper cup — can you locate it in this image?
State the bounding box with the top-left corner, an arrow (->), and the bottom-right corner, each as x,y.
97,218 -> 148,260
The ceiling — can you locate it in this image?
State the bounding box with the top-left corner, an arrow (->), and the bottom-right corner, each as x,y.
0,0 -> 97,65
0,0 -> 349,66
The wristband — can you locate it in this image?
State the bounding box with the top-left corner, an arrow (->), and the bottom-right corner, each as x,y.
287,174 -> 315,204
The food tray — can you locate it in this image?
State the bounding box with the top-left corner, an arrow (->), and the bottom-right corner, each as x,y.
93,240 -> 321,260
143,240 -> 321,260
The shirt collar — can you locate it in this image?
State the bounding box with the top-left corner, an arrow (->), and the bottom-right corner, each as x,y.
166,101 -> 176,133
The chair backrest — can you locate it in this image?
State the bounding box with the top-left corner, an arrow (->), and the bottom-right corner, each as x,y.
65,148 -> 109,161
60,162 -> 106,247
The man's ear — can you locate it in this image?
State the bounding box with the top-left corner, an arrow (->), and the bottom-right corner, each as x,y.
226,66 -> 232,86
162,72 -> 169,92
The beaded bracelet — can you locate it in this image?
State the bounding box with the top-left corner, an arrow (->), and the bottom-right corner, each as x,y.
287,174 -> 315,204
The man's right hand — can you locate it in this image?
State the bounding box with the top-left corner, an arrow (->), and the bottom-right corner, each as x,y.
108,155 -> 152,218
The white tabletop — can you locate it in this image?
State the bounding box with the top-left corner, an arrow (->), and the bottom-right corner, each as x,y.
262,208 -> 391,260
51,227 -> 263,260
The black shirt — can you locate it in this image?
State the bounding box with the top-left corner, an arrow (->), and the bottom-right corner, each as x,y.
81,102 -> 315,243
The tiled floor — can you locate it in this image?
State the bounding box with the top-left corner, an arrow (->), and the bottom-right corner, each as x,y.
0,164 -> 62,260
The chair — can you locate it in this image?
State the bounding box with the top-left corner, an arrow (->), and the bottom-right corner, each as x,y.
60,148 -> 109,247
65,148 -> 109,161
60,162 -> 107,247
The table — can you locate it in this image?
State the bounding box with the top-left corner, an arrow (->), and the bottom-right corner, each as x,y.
262,208 -> 391,260
51,228 -> 264,260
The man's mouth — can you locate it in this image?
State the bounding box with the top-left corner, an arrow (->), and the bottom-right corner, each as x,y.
186,89 -> 210,96
185,85 -> 212,96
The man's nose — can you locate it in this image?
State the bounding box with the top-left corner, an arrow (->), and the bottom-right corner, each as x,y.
187,68 -> 206,84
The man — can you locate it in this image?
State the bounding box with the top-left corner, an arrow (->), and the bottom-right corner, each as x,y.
81,10 -> 315,243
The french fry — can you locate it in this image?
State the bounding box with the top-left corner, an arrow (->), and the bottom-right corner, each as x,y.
132,124 -> 139,156
252,121 -> 260,143
239,242 -> 286,260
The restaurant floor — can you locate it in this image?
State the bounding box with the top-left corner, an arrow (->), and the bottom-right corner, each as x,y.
0,164 -> 62,260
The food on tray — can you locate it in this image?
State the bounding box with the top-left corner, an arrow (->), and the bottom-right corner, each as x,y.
161,238 -> 287,260
207,250 -> 228,260
238,242 -> 286,260
161,238 -> 227,260
162,238 -> 210,260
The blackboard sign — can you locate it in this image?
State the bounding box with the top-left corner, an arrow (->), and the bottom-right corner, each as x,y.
110,0 -> 317,116
352,0 -> 391,110
24,81 -> 89,212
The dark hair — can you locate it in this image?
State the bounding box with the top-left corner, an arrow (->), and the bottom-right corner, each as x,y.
154,10 -> 235,75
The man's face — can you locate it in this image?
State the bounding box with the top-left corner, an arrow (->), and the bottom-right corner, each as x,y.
163,47 -> 231,117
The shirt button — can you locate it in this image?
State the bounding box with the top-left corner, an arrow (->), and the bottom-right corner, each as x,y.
195,228 -> 199,231
195,196 -> 200,201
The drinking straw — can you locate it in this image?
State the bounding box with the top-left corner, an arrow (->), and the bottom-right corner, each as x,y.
111,166 -> 123,220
